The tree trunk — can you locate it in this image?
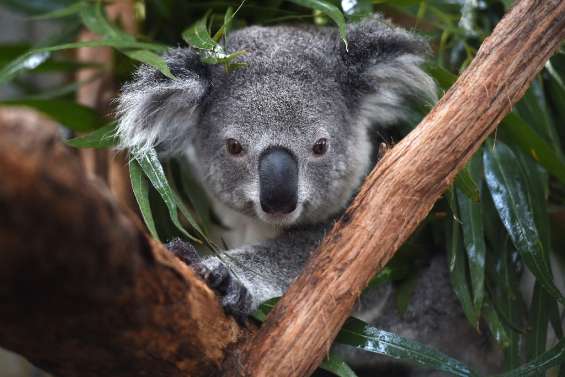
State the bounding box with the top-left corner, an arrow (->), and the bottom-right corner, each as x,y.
232,1 -> 565,376
0,109 -> 246,377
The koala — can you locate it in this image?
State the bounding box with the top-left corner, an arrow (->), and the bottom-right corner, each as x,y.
117,15 -> 501,375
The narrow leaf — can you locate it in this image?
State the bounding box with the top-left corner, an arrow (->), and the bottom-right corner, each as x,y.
456,153 -> 486,315
320,354 -> 359,377
455,163 -> 480,202
79,1 -> 135,42
336,317 -> 478,377
65,123 -> 118,149
135,149 -> 200,243
495,338 -> 565,377
447,190 -> 480,327
31,1 -> 87,20
124,50 -> 174,79
182,13 -> 218,50
501,112 -> 565,185
483,140 -> 564,304
129,160 -> 160,240
288,0 -> 347,47
1,99 -> 102,132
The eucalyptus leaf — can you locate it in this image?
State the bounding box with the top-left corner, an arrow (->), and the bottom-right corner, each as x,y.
336,317 -> 478,377
31,1 -> 88,20
495,338 -> 565,377
320,354 -> 359,377
135,149 -> 201,243
455,164 -> 480,202
0,39 -> 167,85
124,50 -> 174,79
79,1 -> 135,42
288,0 -> 348,47
501,112 -> 565,185
483,140 -> 564,304
1,99 -> 103,132
129,160 -> 160,240
447,190 -> 480,327
182,13 -> 218,50
65,123 -> 118,149
482,299 -> 512,348
456,153 -> 486,315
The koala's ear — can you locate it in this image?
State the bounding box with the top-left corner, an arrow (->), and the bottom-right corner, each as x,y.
340,14 -> 437,126
116,48 -> 209,155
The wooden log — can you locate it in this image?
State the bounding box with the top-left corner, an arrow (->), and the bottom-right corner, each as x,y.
233,1 -> 565,376
0,109 -> 245,377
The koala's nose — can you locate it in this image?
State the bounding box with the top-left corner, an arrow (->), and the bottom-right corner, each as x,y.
259,147 -> 298,215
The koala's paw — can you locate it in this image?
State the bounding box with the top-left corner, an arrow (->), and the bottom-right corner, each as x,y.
166,238 -> 207,274
165,239 -> 253,323
201,260 -> 253,324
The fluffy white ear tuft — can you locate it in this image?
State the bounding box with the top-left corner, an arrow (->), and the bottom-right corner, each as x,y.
341,15 -> 437,128
115,48 -> 209,156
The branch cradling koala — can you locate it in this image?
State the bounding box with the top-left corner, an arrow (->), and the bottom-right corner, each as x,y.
234,1 -> 565,376
0,109 -> 246,377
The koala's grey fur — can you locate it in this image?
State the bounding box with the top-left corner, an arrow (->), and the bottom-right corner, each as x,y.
117,15 -> 501,375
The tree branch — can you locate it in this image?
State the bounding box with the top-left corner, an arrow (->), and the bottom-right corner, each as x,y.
0,109 -> 246,377
232,1 -> 565,376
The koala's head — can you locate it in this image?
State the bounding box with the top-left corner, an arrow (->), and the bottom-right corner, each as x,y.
117,15 -> 436,227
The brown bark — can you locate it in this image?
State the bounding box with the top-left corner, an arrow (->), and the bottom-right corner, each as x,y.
0,109 -> 245,377
233,1 -> 565,376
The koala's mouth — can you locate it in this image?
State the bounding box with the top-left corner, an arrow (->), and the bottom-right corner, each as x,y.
255,202 -> 303,227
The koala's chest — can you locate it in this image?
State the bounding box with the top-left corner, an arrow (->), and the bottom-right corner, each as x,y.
210,202 -> 281,248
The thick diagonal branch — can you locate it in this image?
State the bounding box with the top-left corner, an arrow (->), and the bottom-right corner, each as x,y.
234,1 -> 565,376
0,110 -> 245,377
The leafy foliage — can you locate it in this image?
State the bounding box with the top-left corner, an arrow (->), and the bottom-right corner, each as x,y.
1,0 -> 564,376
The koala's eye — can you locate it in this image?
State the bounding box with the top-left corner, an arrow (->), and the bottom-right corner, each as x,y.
226,138 -> 243,155
312,138 -> 328,156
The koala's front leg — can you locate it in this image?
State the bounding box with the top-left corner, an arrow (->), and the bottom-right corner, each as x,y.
167,224 -> 327,322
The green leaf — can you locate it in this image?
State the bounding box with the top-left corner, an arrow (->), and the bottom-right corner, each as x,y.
427,65 -> 457,91
129,160 -> 160,241
65,123 -> 118,149
135,149 -> 200,243
454,163 -> 480,202
456,153 -> 486,315
526,282 -> 550,365
79,1 -> 135,42
495,338 -> 565,377
287,0 -> 348,48
447,190 -> 480,327
182,13 -> 218,50
320,354 -> 359,377
483,140 -> 564,304
515,79 -> 563,158
482,299 -> 512,348
336,317 -> 478,377
1,99 -> 103,132
123,50 -> 174,79
501,112 -> 565,185
31,1 -> 88,20
0,39 -> 167,85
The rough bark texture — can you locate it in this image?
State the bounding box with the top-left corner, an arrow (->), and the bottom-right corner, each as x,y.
232,1 -> 565,376
0,109 -> 244,377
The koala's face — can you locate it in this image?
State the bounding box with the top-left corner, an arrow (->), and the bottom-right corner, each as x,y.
117,17 -> 436,227
193,67 -> 371,225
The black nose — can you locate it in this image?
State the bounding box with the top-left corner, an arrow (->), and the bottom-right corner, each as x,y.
259,147 -> 298,215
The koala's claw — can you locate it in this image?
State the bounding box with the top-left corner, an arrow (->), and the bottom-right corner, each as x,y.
166,238 -> 201,265
166,239 -> 252,323
202,262 -> 253,323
